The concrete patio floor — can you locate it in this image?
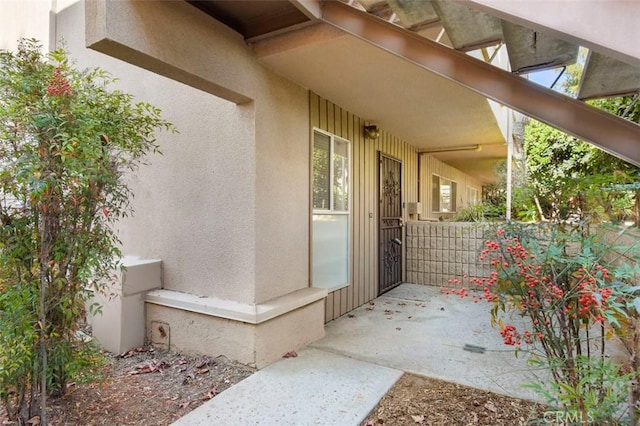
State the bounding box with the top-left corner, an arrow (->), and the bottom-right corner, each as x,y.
173,283 -> 545,425
312,283 -> 543,401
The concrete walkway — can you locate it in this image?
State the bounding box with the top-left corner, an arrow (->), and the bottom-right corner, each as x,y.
172,284 -> 541,425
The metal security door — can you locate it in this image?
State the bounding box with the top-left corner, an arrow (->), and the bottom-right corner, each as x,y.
378,153 -> 403,295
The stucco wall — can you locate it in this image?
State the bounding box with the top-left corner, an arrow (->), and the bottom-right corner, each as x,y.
0,0 -> 52,51
56,0 -> 309,305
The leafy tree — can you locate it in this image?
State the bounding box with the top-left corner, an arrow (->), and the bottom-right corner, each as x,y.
521,53 -> 640,223
0,39 -> 174,424
482,156 -> 538,222
524,119 -> 639,223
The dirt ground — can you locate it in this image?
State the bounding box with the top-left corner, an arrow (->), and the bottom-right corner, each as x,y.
0,346 -> 255,426
363,373 -> 544,426
1,346 -> 544,426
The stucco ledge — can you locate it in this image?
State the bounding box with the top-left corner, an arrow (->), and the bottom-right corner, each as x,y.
145,287 -> 327,325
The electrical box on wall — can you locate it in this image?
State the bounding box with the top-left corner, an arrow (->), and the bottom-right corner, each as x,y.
407,202 -> 422,215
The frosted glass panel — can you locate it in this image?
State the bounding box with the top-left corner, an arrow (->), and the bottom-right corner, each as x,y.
312,214 -> 349,289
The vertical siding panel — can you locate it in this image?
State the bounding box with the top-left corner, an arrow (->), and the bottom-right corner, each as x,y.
395,137 -> 401,159
310,92 -> 319,128
421,153 -> 425,215
365,131 -> 370,304
346,110 -> 356,312
354,116 -> 361,308
319,97 -> 327,130
326,101 -> 335,135
352,117 -> 359,309
370,135 -> 377,301
358,116 -> 366,308
363,133 -> 378,300
334,105 -> 342,138
339,287 -> 347,316
402,140 -> 406,283
391,134 -> 395,153
333,294 -> 338,321
348,112 -> 355,312
340,108 -> 349,317
325,293 -> 333,322
326,100 -> 339,318
342,108 -> 349,139
309,92 -> 316,291
334,106 -> 345,317
372,137 -> 378,300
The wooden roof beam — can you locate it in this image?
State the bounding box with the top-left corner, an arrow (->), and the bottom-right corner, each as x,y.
322,1 -> 640,166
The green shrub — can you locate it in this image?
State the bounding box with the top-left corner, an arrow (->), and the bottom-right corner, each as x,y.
0,39 -> 174,424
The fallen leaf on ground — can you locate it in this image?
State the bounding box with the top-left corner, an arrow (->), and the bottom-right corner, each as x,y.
128,360 -> 170,375
195,359 -> 216,369
120,346 -> 152,359
411,414 -> 424,423
484,401 -> 497,412
197,368 -> 209,375
283,351 -> 298,358
202,388 -> 218,400
182,373 -> 195,385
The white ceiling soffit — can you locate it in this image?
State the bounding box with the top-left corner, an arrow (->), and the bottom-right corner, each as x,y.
578,51 -> 640,101
254,23 -> 505,155
501,21 -> 578,74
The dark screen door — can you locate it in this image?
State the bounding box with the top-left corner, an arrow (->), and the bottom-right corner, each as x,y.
378,153 -> 403,295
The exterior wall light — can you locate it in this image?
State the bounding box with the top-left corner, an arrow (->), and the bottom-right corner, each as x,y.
364,125 -> 380,139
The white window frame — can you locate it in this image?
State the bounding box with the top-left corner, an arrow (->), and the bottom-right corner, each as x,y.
432,173 -> 458,213
311,128 -> 352,291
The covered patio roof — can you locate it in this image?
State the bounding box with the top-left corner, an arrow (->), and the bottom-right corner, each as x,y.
186,0 -> 640,183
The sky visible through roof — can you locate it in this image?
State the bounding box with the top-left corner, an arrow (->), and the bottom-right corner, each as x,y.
528,68 -> 568,92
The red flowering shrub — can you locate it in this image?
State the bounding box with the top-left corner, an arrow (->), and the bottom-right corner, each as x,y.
447,222 -> 640,424
46,67 -> 71,97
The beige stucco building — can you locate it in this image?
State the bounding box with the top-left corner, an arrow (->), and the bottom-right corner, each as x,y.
2,0 -> 639,368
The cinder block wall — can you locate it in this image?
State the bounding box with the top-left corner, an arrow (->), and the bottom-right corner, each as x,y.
406,222 -> 492,288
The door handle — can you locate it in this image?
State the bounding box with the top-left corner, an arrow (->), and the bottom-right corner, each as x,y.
392,238 -> 402,246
